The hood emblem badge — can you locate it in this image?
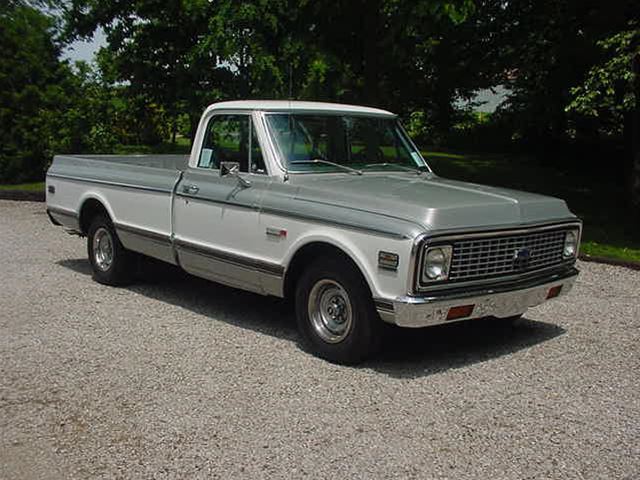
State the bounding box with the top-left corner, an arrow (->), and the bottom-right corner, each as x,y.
513,248 -> 531,271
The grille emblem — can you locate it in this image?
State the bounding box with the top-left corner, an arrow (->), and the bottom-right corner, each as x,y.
513,248 -> 531,271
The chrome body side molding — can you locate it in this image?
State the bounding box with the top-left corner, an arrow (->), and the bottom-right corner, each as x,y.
114,223 -> 176,265
46,206 -> 80,233
173,239 -> 284,277
174,238 -> 284,297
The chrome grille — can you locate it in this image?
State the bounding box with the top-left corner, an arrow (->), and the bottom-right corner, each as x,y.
447,229 -> 568,281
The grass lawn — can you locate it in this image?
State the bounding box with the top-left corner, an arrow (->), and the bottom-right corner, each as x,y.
0,182 -> 45,191
112,137 -> 191,155
424,150 -> 640,263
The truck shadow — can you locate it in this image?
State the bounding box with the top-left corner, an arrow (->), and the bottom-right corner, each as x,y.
368,319 -> 565,379
58,258 -> 566,378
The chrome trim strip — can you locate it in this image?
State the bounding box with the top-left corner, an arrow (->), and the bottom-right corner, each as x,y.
174,238 -> 284,277
114,223 -> 172,245
420,219 -> 582,243
46,206 -> 78,219
170,171 -> 184,266
374,299 -> 395,312
46,173 -> 173,194
410,220 -> 582,293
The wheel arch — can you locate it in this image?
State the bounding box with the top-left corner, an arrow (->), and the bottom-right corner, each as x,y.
78,194 -> 115,235
283,240 -> 374,301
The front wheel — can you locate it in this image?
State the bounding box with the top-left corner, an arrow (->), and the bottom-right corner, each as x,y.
87,215 -> 135,286
295,256 -> 382,364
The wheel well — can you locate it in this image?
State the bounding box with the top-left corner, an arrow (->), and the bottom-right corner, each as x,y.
283,242 -> 370,300
79,199 -> 110,235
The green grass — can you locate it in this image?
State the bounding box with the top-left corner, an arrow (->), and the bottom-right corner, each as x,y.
112,138 -> 191,155
0,182 -> 45,191
423,150 -> 640,263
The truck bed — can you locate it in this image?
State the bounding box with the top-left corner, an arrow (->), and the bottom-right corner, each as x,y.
72,154 -> 189,170
46,154 -> 190,259
47,154 -> 188,195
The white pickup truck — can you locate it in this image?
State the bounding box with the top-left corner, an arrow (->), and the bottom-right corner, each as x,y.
46,100 -> 581,364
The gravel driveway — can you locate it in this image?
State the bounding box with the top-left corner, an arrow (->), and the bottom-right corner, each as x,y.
1,200 -> 639,479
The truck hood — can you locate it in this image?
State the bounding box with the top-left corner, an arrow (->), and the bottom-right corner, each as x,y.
290,173 -> 575,231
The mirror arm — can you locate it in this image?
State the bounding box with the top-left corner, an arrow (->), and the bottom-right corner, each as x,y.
237,176 -> 252,188
220,161 -> 252,188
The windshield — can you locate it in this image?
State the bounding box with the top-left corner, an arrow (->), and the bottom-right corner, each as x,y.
264,113 -> 428,173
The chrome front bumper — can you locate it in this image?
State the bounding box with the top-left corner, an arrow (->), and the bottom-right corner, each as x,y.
376,268 -> 579,328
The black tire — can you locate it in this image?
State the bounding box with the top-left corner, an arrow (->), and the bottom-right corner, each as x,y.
87,214 -> 135,286
295,255 -> 382,364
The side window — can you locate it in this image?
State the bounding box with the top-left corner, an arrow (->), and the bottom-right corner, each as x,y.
198,114 -> 267,174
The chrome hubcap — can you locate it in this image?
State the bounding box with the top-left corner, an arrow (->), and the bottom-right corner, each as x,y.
308,279 -> 353,343
93,227 -> 114,271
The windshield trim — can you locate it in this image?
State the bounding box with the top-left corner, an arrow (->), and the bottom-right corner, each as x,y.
262,111 -> 432,175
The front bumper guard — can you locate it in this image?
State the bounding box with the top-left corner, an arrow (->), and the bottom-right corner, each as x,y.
376,268 -> 579,328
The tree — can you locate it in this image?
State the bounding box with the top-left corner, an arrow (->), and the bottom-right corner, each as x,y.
62,0 -> 474,138
0,2 -> 78,182
566,26 -> 640,213
474,0 -> 637,151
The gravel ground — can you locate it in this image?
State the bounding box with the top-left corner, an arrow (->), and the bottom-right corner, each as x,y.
1,200 -> 639,480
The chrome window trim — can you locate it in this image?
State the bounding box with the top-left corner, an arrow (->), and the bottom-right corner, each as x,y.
260,112 -> 429,176
195,111 -> 269,176
408,219 -> 582,294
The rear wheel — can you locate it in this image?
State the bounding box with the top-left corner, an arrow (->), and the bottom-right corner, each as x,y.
295,256 -> 382,364
87,215 -> 135,286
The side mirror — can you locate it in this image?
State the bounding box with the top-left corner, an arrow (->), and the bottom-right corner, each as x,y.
220,161 -> 251,188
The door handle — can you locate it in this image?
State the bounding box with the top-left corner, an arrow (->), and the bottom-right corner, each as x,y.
182,184 -> 199,194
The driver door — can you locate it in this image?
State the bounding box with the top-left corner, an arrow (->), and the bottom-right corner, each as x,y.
173,113 -> 274,294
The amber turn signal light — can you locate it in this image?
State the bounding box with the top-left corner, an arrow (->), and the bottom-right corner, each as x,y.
447,304 -> 475,320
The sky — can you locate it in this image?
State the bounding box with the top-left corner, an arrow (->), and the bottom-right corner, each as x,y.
62,28 -> 107,63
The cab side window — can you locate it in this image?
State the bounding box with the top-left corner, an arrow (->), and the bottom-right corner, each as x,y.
198,115 -> 266,174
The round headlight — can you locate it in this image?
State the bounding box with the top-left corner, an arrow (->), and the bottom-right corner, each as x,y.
425,248 -> 447,279
563,231 -> 577,258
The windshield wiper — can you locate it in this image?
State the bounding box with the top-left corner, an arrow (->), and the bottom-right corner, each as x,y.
290,159 -> 363,175
362,163 -> 427,175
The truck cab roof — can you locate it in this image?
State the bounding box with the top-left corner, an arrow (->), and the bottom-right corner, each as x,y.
205,100 -> 396,118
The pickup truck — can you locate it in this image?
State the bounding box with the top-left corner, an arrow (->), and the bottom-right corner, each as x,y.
46,100 -> 581,364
